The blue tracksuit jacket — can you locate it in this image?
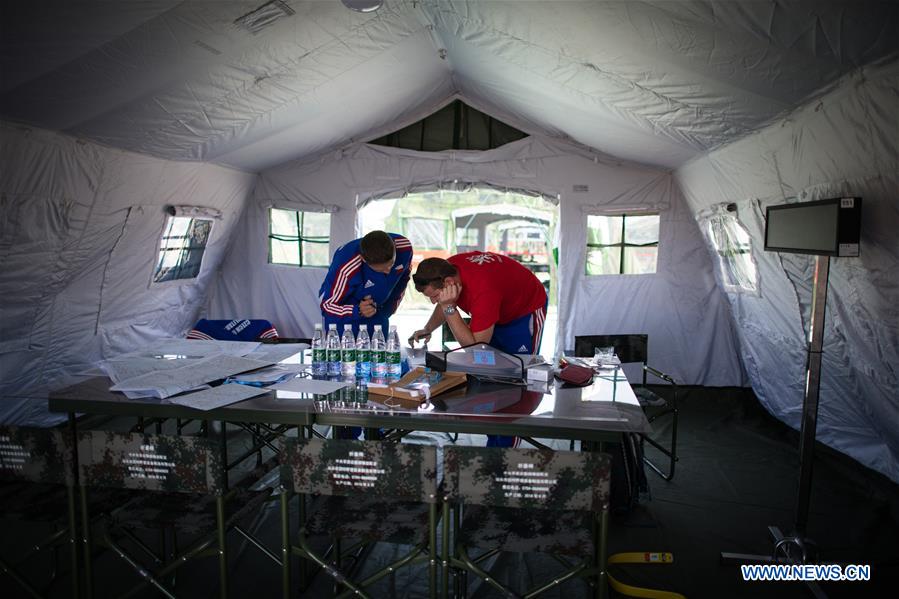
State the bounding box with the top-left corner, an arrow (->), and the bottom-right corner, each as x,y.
318,233 -> 413,336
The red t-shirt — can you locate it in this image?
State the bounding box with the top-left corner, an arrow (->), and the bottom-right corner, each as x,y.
449,252 -> 547,333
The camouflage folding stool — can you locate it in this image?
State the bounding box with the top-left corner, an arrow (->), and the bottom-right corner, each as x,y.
77,430 -> 276,599
0,425 -> 79,598
279,437 -> 439,599
443,446 -> 612,599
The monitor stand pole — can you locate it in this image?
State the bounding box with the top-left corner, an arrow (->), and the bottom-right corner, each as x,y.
721,255 -> 830,599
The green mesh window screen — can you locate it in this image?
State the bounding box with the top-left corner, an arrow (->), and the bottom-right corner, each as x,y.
153,216 -> 212,283
705,213 -> 758,292
370,100 -> 527,151
586,213 -> 659,275
269,208 -> 330,267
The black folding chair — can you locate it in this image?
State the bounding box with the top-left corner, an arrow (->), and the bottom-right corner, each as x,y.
280,437 -> 439,599
443,445 -> 612,599
78,430 -> 276,599
575,334 -> 679,481
0,425 -> 79,598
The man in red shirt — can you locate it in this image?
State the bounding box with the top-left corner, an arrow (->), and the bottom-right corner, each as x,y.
410,251 -> 548,357
410,252 -> 548,448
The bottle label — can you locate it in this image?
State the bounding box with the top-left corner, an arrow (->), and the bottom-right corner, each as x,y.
327,349 -> 341,362
357,349 -> 371,363
341,348 -> 356,362
372,350 -> 385,363
387,351 -> 401,365
313,348 -> 326,362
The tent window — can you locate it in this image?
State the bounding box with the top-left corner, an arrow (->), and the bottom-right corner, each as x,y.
269,208 -> 330,267
586,213 -> 659,275
455,226 -> 479,247
705,214 -> 757,292
405,217 -> 446,250
153,216 -> 212,283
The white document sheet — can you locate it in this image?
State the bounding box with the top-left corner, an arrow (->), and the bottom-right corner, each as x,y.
246,344 -> 308,364
270,377 -> 351,395
99,356 -> 192,385
112,338 -> 260,360
110,355 -> 274,399
232,363 -> 309,384
168,384 -> 268,411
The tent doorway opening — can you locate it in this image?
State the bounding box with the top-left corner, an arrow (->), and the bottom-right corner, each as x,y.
358,187 -> 558,357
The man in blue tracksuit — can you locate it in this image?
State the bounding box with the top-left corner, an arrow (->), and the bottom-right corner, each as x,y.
319,230 -> 413,337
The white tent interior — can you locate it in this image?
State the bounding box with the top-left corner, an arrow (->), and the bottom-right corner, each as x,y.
1,0 -> 897,485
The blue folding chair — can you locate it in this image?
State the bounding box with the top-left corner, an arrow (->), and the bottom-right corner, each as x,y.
184,318 -> 311,464
187,318 -> 280,341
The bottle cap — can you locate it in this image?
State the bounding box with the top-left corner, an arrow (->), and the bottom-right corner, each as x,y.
315,323 -> 322,329
329,323 -> 337,329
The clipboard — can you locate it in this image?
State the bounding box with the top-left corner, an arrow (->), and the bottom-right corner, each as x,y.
367,367 -> 467,409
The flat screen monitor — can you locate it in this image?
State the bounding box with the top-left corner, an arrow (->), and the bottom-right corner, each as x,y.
764,197 -> 861,257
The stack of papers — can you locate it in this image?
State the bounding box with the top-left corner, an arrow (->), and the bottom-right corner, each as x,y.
168,384 -> 268,411
99,356 -> 189,385
109,354 -> 274,399
112,338 -> 261,360
245,343 -> 308,364
230,363 -> 308,384
96,338 -> 311,400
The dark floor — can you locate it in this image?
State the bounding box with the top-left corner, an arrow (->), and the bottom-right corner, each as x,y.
2,388 -> 897,598
625,387 -> 899,599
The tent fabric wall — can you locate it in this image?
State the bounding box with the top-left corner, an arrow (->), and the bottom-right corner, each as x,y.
212,134 -> 745,387
0,122 -> 256,425
0,0 -> 894,483
3,2 -> 896,173
675,62 -> 899,483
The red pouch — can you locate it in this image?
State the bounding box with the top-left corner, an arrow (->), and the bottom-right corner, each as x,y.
558,363 -> 594,386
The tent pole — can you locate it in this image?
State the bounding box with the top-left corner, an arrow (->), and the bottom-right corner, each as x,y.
794,254 -> 829,536
721,255 -> 830,599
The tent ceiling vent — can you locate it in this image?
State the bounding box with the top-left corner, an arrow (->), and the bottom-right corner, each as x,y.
234,1 -> 296,35
370,100 -> 528,152
573,184 -> 589,193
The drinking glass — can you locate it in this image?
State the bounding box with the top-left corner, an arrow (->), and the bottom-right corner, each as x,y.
594,346 -> 615,366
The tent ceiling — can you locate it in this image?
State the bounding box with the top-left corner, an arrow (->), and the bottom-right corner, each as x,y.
2,0 -> 896,171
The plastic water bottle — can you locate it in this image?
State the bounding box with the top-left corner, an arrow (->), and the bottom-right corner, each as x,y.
356,325 -> 371,379
371,325 -> 387,378
419,367 -> 441,405
341,325 -> 357,378
354,377 -> 368,404
386,324 -> 401,379
311,323 -> 326,377
326,324 -> 341,376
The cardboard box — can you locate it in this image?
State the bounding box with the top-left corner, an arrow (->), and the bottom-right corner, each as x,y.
526,363 -> 554,382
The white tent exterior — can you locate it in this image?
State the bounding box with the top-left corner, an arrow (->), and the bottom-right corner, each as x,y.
1,1 -> 897,482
